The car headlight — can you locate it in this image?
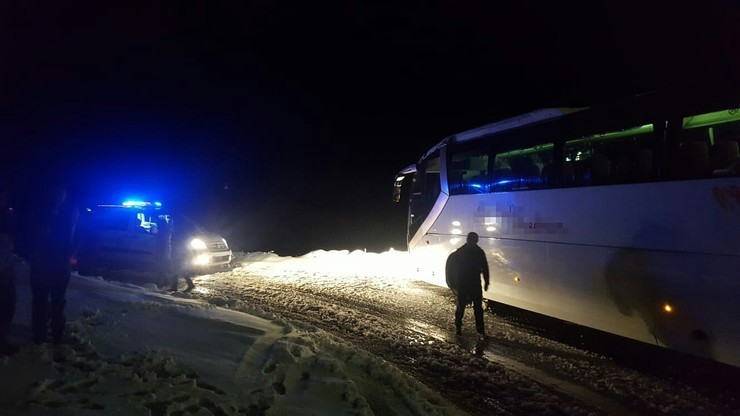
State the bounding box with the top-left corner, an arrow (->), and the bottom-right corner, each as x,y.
190,238 -> 207,250
192,253 -> 210,266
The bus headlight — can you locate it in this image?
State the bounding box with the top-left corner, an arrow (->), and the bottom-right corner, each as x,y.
193,253 -> 210,266
190,238 -> 207,250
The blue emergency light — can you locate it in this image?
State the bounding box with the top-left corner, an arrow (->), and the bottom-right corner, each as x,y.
122,200 -> 162,208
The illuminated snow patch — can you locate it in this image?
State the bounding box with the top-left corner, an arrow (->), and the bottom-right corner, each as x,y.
235,249 -> 416,286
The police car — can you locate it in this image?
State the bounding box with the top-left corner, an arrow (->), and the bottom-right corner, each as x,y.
74,200 -> 232,277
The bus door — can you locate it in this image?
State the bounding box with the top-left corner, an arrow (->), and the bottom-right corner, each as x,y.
393,165 -> 416,244
408,151 -> 442,243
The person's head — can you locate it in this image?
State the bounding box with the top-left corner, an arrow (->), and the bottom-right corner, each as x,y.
466,232 -> 479,244
36,179 -> 67,211
48,183 -> 66,209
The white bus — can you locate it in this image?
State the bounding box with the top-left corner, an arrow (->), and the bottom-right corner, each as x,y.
393,80 -> 740,368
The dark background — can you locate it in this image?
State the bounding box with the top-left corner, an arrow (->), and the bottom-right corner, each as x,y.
2,1 -> 739,255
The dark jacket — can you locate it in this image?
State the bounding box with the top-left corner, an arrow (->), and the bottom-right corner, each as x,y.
156,216 -> 173,273
446,242 -> 489,301
0,205 -> 15,283
29,203 -> 79,286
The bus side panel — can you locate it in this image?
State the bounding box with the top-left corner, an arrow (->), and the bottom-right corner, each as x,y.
410,178 -> 740,367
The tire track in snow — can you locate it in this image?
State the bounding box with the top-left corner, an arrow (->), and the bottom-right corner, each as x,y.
404,320 -> 641,416
194,268 -> 740,416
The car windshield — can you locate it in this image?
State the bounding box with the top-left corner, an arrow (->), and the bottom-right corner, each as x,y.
174,215 -> 206,235
86,207 -> 169,233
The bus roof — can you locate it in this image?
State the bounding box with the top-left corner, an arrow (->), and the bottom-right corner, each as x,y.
454,107 -> 587,143
421,107 -> 586,161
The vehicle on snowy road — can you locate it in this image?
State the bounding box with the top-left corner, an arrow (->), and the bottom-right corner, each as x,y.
393,79 -> 740,369
74,201 -> 232,278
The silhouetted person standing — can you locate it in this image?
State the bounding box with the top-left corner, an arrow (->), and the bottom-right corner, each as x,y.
447,232 -> 489,337
154,214 -> 173,289
28,183 -> 80,344
0,176 -> 19,355
168,216 -> 195,292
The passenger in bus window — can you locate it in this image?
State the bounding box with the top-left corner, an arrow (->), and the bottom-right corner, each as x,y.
710,140 -> 740,176
447,232 -> 490,338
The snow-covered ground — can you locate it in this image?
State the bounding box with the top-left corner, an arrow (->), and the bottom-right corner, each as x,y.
2,250 -> 740,415
0,251 -> 462,416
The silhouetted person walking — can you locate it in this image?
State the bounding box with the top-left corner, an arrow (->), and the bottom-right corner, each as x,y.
28,182 -> 80,344
446,232 -> 489,337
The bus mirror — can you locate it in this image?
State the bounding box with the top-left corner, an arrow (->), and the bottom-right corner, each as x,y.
392,175 -> 405,203
393,187 -> 401,203
393,165 -> 416,203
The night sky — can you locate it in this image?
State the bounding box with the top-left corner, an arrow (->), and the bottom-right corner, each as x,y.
2,2 -> 739,255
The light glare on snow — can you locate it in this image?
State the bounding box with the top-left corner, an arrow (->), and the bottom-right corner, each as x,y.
236,249 -> 415,283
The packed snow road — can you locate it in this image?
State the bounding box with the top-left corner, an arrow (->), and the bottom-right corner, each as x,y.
184,251 -> 739,416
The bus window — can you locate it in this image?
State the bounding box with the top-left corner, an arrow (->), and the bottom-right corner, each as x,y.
448,149 -> 489,195
671,108 -> 740,178
563,123 -> 655,187
448,141 -> 554,194
491,144 -> 554,192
